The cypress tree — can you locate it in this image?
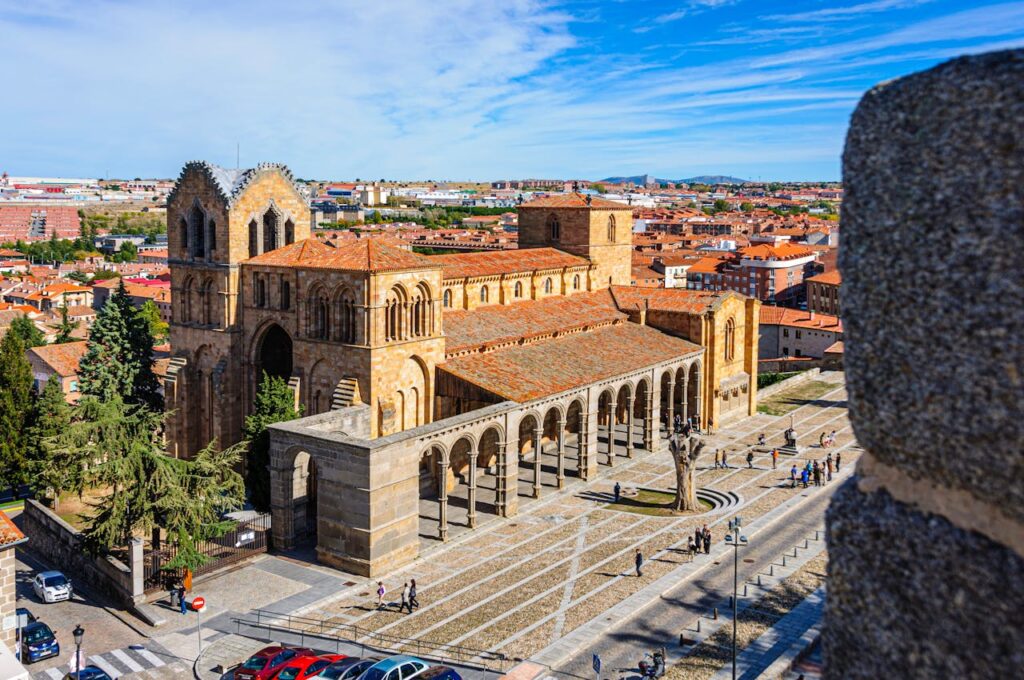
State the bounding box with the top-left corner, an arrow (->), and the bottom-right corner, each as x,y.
0,331 -> 35,490
29,376 -> 73,508
243,372 -> 301,511
50,304 -> 80,344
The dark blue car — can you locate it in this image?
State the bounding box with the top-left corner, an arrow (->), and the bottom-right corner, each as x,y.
63,666 -> 113,680
20,621 -> 60,663
415,667 -> 462,680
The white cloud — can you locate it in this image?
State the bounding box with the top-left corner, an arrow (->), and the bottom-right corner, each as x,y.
763,0 -> 934,23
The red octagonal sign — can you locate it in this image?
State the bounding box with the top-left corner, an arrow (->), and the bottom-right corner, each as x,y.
192,596 -> 206,612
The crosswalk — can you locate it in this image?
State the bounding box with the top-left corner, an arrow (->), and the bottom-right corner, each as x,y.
32,644 -> 173,679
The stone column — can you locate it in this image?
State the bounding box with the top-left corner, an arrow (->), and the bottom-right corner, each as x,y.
556,417 -> 566,489
626,394 -> 636,458
823,50 -> 1024,680
467,447 -> 478,529
504,439 -> 519,517
437,459 -> 449,542
579,411 -> 595,480
495,439 -> 507,517
533,426 -> 543,498
607,399 -> 617,466
680,375 -> 689,424
644,394 -> 655,451
665,375 -> 675,433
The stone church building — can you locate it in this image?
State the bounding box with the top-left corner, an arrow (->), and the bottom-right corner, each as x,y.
165,161 -> 759,575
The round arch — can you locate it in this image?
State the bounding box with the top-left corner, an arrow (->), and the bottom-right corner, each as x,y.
254,323 -> 294,384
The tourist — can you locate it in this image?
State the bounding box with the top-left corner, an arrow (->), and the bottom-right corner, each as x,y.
747,451 -> 754,468
819,432 -> 826,448
813,462 -> 822,487
409,579 -> 419,609
635,549 -> 644,577
836,452 -> 842,471
829,430 -> 837,446
674,413 -> 682,433
714,450 -> 721,469
702,525 -> 712,553
721,450 -> 729,469
178,584 -> 187,615
758,433 -> 766,448
790,464 -> 798,488
707,417 -> 715,435
801,468 -> 809,488
400,582 -> 412,614
772,449 -> 778,470
682,420 -> 692,437
826,454 -> 834,482
614,481 -> 621,503
376,581 -> 386,609
694,526 -> 703,551
687,536 -> 697,557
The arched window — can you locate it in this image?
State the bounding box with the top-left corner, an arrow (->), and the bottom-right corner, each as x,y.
255,276 -> 266,308
190,205 -> 205,258
208,219 -> 216,254
180,218 -> 189,255
480,286 -> 489,303
202,279 -> 214,325
725,317 -> 736,361
182,276 -> 194,322
573,274 -> 580,290
337,294 -> 356,343
546,213 -> 560,241
607,214 -> 617,243
280,280 -> 290,310
263,208 -> 279,253
285,219 -> 295,245
315,298 -> 329,340
412,282 -> 432,337
443,289 -> 452,308
248,220 -> 259,257
514,281 -> 523,298
385,285 -> 407,341
543,278 -> 552,294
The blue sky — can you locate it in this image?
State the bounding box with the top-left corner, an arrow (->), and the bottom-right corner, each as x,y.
2,1 -> 1023,181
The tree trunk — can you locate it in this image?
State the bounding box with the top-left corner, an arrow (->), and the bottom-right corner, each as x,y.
671,435 -> 705,512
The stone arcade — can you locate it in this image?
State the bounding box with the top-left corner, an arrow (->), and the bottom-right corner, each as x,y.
165,162 -> 760,575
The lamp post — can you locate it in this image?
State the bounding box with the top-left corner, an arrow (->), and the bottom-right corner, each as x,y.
724,518 -> 748,680
72,624 -> 85,680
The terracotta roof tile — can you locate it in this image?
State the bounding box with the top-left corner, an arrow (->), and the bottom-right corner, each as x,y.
440,323 -> 702,402
759,306 -> 842,331
610,286 -> 732,314
444,290 -> 624,354
739,242 -> 815,260
519,192 -> 628,210
0,510 -> 25,549
806,269 -> 841,285
247,238 -> 438,272
430,248 -> 589,280
28,340 -> 88,377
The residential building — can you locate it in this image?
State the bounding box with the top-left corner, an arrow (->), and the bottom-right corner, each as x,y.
806,269 -> 841,316
758,306 -> 843,359
26,341 -> 88,400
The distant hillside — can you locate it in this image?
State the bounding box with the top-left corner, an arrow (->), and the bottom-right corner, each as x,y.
600,174 -> 749,185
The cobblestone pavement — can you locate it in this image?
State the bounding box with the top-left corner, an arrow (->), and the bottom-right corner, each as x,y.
277,372 -> 857,669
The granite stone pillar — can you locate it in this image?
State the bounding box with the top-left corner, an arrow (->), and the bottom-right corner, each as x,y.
467,447 -> 477,529
533,426 -> 543,498
607,399 -> 617,466
625,395 -> 635,458
437,459 -> 449,542
556,418 -> 566,489
825,49 -> 1024,679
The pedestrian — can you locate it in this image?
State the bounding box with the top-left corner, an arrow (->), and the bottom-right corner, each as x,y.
707,417 -> 714,435
757,433 -> 766,448
376,581 -> 386,609
826,454 -> 833,482
721,450 -> 729,469
829,430 -> 837,446
772,448 -> 778,470
674,413 -> 682,433
746,451 -> 754,468
613,481 -> 621,503
682,420 -> 692,437
801,468 -> 809,488
409,579 -> 419,609
635,549 -> 644,577
702,525 -> 712,553
714,449 -> 721,469
178,584 -> 187,615
687,536 -> 697,557
812,462 -> 822,487
400,582 -> 412,614
819,432 -> 826,448
694,526 -> 702,552
790,464 -> 798,488
836,452 -> 842,471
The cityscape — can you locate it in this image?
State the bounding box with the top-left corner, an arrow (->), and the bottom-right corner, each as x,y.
0,2 -> 1020,680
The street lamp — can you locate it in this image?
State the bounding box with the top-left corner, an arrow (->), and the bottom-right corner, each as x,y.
72,624 -> 85,680
724,517 -> 748,680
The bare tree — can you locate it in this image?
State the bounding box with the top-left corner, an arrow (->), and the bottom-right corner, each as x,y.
670,434 -> 706,512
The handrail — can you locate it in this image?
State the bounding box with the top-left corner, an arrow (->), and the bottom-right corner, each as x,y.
231,608 -> 512,672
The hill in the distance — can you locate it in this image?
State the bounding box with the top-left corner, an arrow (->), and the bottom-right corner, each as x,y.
600,174 -> 749,185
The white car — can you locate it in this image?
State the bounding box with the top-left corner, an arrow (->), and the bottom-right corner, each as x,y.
33,571 -> 72,603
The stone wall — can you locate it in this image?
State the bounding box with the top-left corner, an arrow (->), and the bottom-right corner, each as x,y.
19,501 -> 139,609
0,548 -> 16,648
755,367 -> 821,401
825,49 -> 1024,678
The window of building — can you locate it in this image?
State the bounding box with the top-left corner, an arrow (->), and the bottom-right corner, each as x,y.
443,289 -> 452,308
190,205 -> 205,258
69,381 -> 78,392
783,328 -> 789,337
480,286 -> 489,303
248,220 -> 259,258
795,349 -> 803,357
180,218 -> 188,253
783,346 -> 789,355
607,214 -> 617,242
796,330 -> 803,339
547,213 -> 560,241
543,278 -> 552,294
208,219 -> 216,254
263,208 -> 279,253
573,274 -> 580,290
514,281 -> 523,298
285,219 -> 295,245
725,317 -> 736,361
385,285 -> 407,341
280,279 -> 290,310
255,276 -> 266,308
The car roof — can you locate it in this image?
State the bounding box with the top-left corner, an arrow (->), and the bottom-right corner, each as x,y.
254,646 -> 287,657
25,621 -> 52,633
373,656 -> 425,670
417,668 -> 454,678
39,570 -> 64,577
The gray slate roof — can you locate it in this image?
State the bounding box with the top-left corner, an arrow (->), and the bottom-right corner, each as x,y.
167,161 -> 306,207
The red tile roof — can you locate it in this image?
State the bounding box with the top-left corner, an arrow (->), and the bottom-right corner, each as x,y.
806,269 -> 841,285
430,248 -> 589,280
520,192 -> 627,210
247,238 -> 438,272
759,306 -> 842,331
610,286 -> 733,313
739,242 -> 815,261
0,510 -> 25,549
440,322 -> 702,402
28,340 -> 88,377
444,290 -> 624,354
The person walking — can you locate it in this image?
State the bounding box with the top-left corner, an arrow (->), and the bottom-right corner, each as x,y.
826,454 -> 834,482
790,464 -> 798,488
829,430 -> 837,446
714,449 -> 721,469
178,584 -> 187,615
702,525 -> 712,553
694,526 -> 703,552
721,450 -> 729,469
635,549 -> 644,577
772,448 -> 778,470
707,417 -> 715,435
812,462 -> 822,487
801,467 -> 809,488
376,581 -> 386,609
757,433 -> 766,448
746,450 -> 754,468
400,582 -> 412,614
409,579 -> 419,609
673,413 -> 682,434
687,536 -> 697,558
819,432 -> 826,448
682,420 -> 692,437
613,481 -> 621,503
836,452 -> 842,472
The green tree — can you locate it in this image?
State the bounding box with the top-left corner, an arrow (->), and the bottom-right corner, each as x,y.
28,377 -> 73,508
9,315 -> 46,348
138,300 -> 168,343
115,241 -> 139,262
243,373 -> 301,511
0,331 -> 35,490
50,305 -> 80,344
713,199 -> 731,212
740,201 -> 754,212
591,183 -> 607,194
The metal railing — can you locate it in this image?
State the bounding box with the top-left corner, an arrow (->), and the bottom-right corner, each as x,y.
231,608 -> 512,673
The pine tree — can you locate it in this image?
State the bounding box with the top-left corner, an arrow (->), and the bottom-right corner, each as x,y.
0,331 -> 36,490
9,315 -> 46,348
243,372 -> 301,511
29,376 -> 74,508
50,304 -> 80,344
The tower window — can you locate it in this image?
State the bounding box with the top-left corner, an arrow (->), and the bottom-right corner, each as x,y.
514,281 -> 522,298
248,220 -> 259,257
607,214 -> 617,243
573,274 -> 580,290
547,213 -> 560,241
725,317 -> 736,361
543,278 -> 552,294
281,280 -> 290,310
180,218 -> 188,254
285,219 -> 295,245
443,289 -> 452,308
480,286 -> 489,303
263,208 -> 279,253
208,219 -> 216,253
190,204 -> 205,258
255,276 -> 267,308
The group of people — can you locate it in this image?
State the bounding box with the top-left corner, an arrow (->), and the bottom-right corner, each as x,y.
672,413 -> 705,437
375,579 -> 420,613
819,430 -> 838,448
789,452 -> 839,488
687,524 -> 713,556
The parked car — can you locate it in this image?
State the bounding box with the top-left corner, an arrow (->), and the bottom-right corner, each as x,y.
15,607 -> 36,623
234,646 -> 316,680
32,571 -> 72,603
19,621 -> 60,663
356,655 -> 430,680
317,657 -> 379,680
415,667 -> 462,680
63,666 -> 113,680
273,654 -> 346,680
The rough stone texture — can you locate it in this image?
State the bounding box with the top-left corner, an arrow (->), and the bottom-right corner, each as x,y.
825,482 -> 1024,678
0,548 -> 15,647
839,49 -> 1024,514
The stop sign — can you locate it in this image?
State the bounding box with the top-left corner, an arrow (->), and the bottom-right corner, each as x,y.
192,596 -> 206,612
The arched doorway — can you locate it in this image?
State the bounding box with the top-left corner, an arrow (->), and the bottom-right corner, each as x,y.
517,414 -> 542,499
419,444 -> 447,540
291,450 -> 317,539
565,399 -> 585,479
634,378 -> 651,451
256,324 -> 293,383
597,390 -> 617,466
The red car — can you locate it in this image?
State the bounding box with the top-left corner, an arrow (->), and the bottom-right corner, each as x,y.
234,647 -> 316,680
272,654 -> 347,680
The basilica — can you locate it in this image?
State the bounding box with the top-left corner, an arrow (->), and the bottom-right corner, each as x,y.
165,162 -> 759,575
